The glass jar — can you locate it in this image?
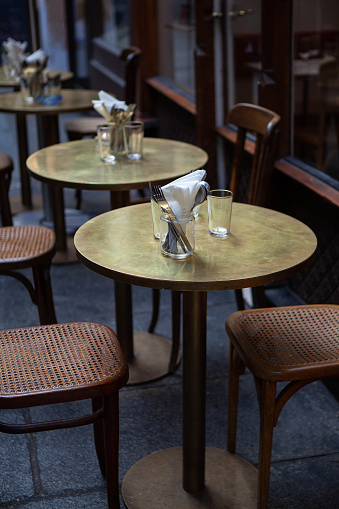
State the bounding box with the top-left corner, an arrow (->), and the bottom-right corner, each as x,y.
109,122 -> 126,156
160,211 -> 195,258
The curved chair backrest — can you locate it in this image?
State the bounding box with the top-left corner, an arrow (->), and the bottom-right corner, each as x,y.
120,46 -> 142,105
225,103 -> 281,207
0,153 -> 14,226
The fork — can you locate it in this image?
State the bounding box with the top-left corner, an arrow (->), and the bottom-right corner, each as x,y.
151,184 -> 193,252
149,182 -> 183,253
150,183 -> 187,253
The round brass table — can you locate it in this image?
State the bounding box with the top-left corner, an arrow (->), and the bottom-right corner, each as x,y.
74,201 -> 317,508
0,68 -> 73,90
0,74 -> 75,207
0,89 -> 99,242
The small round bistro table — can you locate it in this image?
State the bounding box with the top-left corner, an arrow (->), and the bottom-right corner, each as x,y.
0,89 -> 98,242
74,201 -> 317,508
0,73 -> 74,207
28,137 -> 208,383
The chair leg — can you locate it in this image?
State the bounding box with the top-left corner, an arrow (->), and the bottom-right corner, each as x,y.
252,286 -> 268,308
235,288 -> 245,310
148,289 -> 160,333
0,172 -> 13,226
92,396 -> 106,477
227,340 -> 245,452
168,290 -> 181,372
255,378 -> 276,509
32,263 -> 57,325
103,392 -> 120,509
75,189 -> 82,210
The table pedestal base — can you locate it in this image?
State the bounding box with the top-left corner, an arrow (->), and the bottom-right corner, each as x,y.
122,446 -> 257,508
127,332 -> 180,385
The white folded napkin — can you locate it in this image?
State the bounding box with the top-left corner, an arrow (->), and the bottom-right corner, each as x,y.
162,169 -> 208,220
25,48 -> 47,65
2,37 -> 27,75
92,90 -> 135,122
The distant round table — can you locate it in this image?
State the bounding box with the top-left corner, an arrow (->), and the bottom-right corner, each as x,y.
74,201 -> 317,508
0,89 -> 99,259
0,70 -> 74,206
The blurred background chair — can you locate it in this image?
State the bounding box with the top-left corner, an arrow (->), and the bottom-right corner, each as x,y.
65,46 -> 144,209
0,152 -> 14,227
0,153 -> 57,325
0,321 -> 128,509
226,304 -> 339,509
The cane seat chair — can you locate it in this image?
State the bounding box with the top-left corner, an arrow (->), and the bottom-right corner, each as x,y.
225,103 -> 281,309
0,152 -> 14,227
0,321 -> 128,508
226,304 -> 339,509
0,225 -> 57,325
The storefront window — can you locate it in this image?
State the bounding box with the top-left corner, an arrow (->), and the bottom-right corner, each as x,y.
225,0 -> 261,108
292,0 -> 339,182
100,0 -> 131,49
156,0 -> 195,96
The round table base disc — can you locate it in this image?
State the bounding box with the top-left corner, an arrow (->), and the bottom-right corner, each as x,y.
52,236 -> 78,265
122,446 -> 257,508
127,332 -> 180,385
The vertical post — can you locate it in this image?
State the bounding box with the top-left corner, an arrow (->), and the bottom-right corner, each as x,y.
182,290 -> 207,493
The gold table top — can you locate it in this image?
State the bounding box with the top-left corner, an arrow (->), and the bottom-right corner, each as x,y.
74,201 -> 317,292
0,69 -> 74,89
26,138 -> 208,191
0,88 -> 98,114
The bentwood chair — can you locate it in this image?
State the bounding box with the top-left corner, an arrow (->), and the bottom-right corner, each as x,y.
0,321 -> 128,508
0,155 -> 57,325
66,46 -> 142,144
225,103 -> 281,309
0,152 -> 13,226
226,304 -> 339,509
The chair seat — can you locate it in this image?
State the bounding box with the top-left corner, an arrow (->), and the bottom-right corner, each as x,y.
66,117 -> 102,139
0,225 -> 56,269
227,304 -> 339,381
0,321 -> 128,408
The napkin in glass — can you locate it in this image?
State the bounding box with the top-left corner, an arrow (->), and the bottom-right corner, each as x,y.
160,170 -> 209,254
162,169 -> 209,224
20,49 -> 49,103
92,90 -> 136,123
2,38 -> 27,76
92,90 -> 136,154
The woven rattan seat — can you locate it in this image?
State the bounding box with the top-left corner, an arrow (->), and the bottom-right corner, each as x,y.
0,321 -> 128,508
226,304 -> 339,508
0,152 -> 13,227
0,225 -> 57,324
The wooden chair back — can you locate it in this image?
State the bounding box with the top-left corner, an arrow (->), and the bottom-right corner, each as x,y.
120,46 -> 142,105
0,153 -> 13,226
225,103 -> 281,207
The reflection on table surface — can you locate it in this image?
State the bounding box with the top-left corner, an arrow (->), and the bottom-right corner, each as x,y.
0,68 -> 73,89
0,88 -> 98,114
